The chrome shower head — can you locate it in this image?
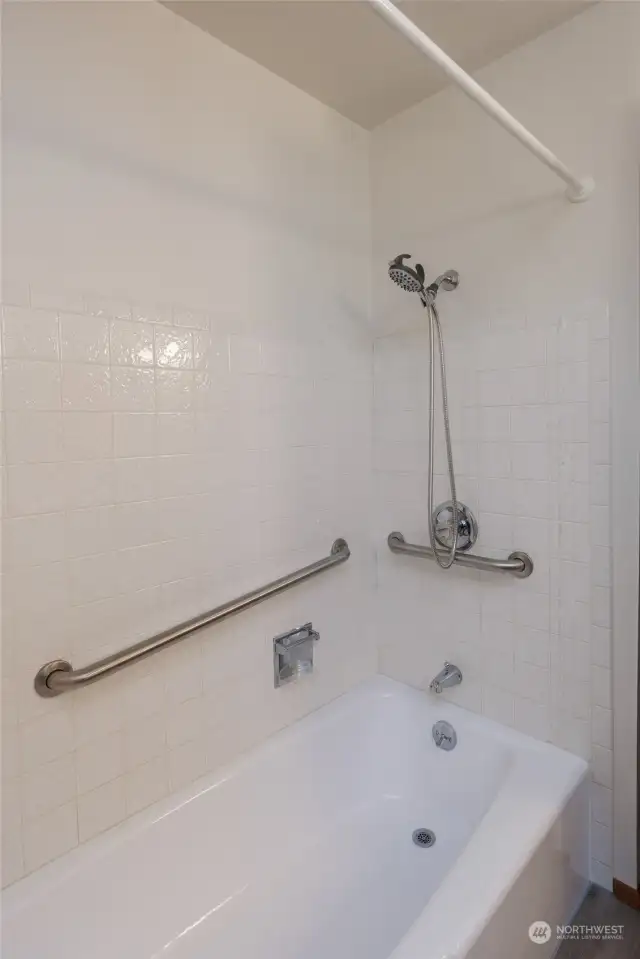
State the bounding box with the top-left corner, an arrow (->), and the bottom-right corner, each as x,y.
388,255 -> 459,301
388,254 -> 425,294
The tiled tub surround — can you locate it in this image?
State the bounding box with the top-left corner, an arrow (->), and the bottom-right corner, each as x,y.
374,301 -> 611,762
1,291 -> 374,885
374,303 -> 612,884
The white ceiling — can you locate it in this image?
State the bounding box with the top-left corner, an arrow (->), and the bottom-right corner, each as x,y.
165,1 -> 590,128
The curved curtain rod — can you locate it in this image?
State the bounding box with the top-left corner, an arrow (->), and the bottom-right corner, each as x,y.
368,0 -> 594,203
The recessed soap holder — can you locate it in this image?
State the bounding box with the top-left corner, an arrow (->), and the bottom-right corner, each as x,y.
273,622 -> 319,688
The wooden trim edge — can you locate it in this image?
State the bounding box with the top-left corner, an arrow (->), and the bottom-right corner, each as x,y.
613,878 -> 640,910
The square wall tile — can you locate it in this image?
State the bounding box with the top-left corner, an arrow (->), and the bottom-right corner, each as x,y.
60,314 -> 110,364
3,512 -> 65,567
110,321 -> 155,367
4,412 -> 63,464
78,779 -> 127,842
21,756 -> 76,821
2,307 -> 59,361
5,462 -> 68,516
125,757 -> 168,815
62,412 -> 113,460
111,368 -> 155,412
23,802 -> 78,873
155,328 -> 194,369
76,732 -> 124,794
114,412 -> 157,458
3,360 -> 61,411
62,364 -> 111,411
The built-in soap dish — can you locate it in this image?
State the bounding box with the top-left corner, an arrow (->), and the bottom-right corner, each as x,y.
273,622 -> 319,687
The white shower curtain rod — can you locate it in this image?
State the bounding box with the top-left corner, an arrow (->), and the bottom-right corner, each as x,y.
368,0 -> 594,202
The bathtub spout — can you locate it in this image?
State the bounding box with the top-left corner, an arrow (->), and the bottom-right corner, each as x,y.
429,662 -> 462,694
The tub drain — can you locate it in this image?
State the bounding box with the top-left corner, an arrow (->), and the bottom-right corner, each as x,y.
412,828 -> 435,848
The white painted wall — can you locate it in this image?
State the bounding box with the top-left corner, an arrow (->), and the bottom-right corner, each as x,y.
1,1 -> 374,885
371,1 -> 639,889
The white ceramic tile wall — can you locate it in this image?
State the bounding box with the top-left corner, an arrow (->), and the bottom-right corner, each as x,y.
371,2 -> 639,891
1,1 -> 374,886
373,303 -> 612,871
0,289 -> 375,885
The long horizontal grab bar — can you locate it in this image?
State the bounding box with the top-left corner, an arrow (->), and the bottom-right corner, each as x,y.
387,532 -> 533,578
35,538 -> 351,698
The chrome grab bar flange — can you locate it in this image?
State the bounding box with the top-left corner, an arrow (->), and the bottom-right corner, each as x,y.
34,659 -> 74,699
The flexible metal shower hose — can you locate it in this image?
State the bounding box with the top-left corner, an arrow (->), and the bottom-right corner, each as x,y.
425,298 -> 459,569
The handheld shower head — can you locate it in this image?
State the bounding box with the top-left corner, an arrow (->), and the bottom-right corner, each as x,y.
386,252 -> 462,572
388,255 -> 459,301
388,254 -> 425,294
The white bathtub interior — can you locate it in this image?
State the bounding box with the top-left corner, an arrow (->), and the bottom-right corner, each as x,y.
3,678 -> 588,959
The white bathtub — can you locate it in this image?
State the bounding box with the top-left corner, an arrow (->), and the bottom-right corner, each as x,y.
3,677 -> 589,959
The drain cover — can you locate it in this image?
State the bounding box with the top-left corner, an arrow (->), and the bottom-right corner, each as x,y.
412,828 -> 435,848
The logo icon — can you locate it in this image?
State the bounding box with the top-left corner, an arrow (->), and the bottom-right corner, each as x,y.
529,922 -> 552,944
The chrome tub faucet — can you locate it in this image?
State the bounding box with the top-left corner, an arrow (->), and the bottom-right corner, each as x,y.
429,662 -> 462,694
